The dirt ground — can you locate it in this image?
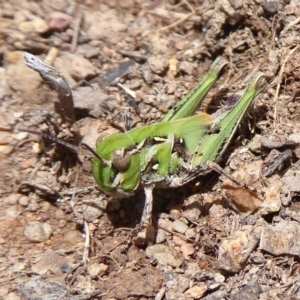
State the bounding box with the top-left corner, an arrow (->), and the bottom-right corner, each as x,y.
2,0 -> 300,299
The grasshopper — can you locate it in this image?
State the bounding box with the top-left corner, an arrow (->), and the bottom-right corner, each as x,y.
92,58 -> 266,225
19,55 -> 265,226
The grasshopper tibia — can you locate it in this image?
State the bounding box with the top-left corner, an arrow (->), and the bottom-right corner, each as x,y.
175,161 -> 264,197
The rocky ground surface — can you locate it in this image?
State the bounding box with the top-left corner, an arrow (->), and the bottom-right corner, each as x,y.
1,0 -> 300,299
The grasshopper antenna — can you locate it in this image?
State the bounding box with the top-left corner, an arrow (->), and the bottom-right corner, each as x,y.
18,127 -> 104,163
80,143 -> 103,163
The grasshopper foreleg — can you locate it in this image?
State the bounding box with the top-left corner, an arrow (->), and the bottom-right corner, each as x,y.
141,184 -> 155,225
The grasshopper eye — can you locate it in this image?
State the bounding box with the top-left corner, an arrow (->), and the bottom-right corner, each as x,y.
112,149 -> 131,171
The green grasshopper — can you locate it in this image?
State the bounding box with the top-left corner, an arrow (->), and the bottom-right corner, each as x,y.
92,58 -> 266,225
19,55 -> 265,226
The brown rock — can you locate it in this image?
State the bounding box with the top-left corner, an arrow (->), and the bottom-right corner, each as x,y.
185,284 -> 208,299
146,244 -> 184,267
5,51 -> 42,92
260,220 -> 300,255
19,18 -> 49,34
24,221 -> 52,243
218,230 -> 249,272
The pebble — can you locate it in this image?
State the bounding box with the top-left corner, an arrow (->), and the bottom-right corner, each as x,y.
15,132 -> 28,140
62,230 -> 82,248
27,202 -> 39,212
185,228 -> 197,239
18,195 -> 29,207
174,39 -> 189,51
7,292 -> 20,300
222,161 -> 263,212
184,284 -> 208,299
232,281 -> 263,300
184,262 -> 200,277
169,207 -> 182,220
289,133 -> 300,143
40,201 -> 51,211
38,213 -> 51,222
85,10 -> 128,41
172,235 -> 186,247
0,144 -> 14,154
218,230 -> 248,273
85,48 -> 100,59
5,206 -> 21,219
70,55 -> 98,80
19,18 -> 49,34
182,207 -> 201,222
148,56 -> 169,75
88,223 -> 97,231
180,243 -> 195,258
156,228 -> 166,244
229,0 -> 244,10
146,244 -> 184,268
4,193 -> 21,205
60,262 -> 72,273
31,249 -> 72,277
48,12 -> 72,32
260,176 -> 282,215
24,221 -> 52,242
52,55 -> 76,86
177,275 -> 190,293
54,209 -> 65,219
260,220 -> 300,255
82,201 -> 104,222
158,218 -> 173,232
167,57 -> 179,77
87,263 -> 108,276
5,51 -> 42,92
172,220 -> 188,234
19,279 -> 69,300
165,290 -> 186,300
54,53 -> 97,83
0,132 -> 15,145
58,219 -> 67,228
14,11 -> 27,23
77,44 -> 100,59
214,273 -> 225,283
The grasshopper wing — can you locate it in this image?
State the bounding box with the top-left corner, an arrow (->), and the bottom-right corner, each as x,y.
172,113 -> 212,155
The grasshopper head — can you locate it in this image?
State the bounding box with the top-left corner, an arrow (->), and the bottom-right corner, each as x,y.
93,132 -> 141,198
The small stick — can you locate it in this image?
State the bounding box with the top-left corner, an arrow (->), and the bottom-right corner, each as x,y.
281,16 -> 300,35
159,0 -> 196,32
273,45 -> 298,123
147,7 -> 201,23
71,11 -> 84,53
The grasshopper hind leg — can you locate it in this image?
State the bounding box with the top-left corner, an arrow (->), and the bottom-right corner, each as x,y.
165,161 -> 264,196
